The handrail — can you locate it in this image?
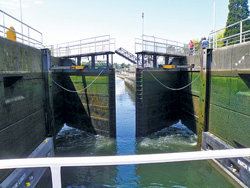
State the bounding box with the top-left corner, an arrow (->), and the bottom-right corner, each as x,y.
1,148 -> 250,188
50,35 -> 116,57
135,35 -> 189,56
0,9 -> 43,48
209,16 -> 250,49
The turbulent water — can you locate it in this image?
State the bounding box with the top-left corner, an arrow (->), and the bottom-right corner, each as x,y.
55,77 -> 239,188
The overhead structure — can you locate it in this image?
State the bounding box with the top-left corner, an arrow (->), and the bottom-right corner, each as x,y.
135,35 -> 189,68
50,35 -> 115,68
115,47 -> 140,64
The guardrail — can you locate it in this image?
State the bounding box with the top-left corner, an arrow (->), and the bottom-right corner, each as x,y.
0,9 -> 43,48
49,35 -> 116,57
209,17 -> 250,49
135,35 -> 189,56
0,148 -> 250,188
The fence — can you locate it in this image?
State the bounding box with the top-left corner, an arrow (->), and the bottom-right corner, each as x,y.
0,9 -> 43,48
50,35 -> 116,57
0,148 -> 250,188
135,35 -> 189,56
209,17 -> 250,49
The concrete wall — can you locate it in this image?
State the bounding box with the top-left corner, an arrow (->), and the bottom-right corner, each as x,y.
0,38 -> 47,181
209,42 -> 250,148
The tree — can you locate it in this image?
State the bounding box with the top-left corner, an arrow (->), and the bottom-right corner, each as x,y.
224,0 -> 250,44
216,29 -> 226,47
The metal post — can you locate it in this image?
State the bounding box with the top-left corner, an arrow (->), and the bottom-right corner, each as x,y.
3,13 -> 5,38
137,54 -> 139,67
77,56 -> 81,66
41,34 -> 43,45
153,55 -> 157,68
106,54 -> 109,68
91,55 -> 95,69
142,12 -> 144,37
19,0 -> 24,43
240,21 -> 243,43
28,27 -> 30,45
215,33 -> 217,48
111,54 -> 113,68
142,54 -> 145,68
50,166 -> 61,188
213,0 -> 216,49
165,56 -> 169,65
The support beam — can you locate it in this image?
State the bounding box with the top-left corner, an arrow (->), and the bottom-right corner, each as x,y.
106,54 -> 109,68
77,56 -> 81,66
91,55 -> 95,69
111,54 -> 113,68
153,55 -> 157,68
142,54 -> 145,68
165,56 -> 169,65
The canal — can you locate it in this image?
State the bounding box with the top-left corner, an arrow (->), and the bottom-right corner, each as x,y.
55,77 -> 240,188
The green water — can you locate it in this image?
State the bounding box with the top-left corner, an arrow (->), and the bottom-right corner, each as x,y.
55,77 -> 240,188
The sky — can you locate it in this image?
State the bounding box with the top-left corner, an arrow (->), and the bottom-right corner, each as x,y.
0,0 -> 232,63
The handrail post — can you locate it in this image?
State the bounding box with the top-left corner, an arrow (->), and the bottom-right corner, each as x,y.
3,12 -> 5,38
50,166 -> 62,188
28,27 -> 30,45
240,21 -> 243,43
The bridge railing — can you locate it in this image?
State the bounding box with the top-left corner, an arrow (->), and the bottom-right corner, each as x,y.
0,9 -> 43,48
209,17 -> 250,49
135,35 -> 189,56
50,35 -> 116,57
0,148 -> 250,188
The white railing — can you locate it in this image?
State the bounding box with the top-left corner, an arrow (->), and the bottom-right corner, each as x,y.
209,17 -> 250,49
135,35 -> 189,56
0,9 -> 43,48
0,148 -> 250,188
50,35 -> 116,57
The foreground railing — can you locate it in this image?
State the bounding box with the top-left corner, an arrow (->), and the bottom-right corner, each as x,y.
1,148 -> 250,188
0,9 -> 43,48
135,35 -> 189,56
50,35 -> 116,57
209,17 -> 250,49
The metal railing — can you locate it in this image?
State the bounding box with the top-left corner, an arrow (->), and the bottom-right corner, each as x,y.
50,35 -> 116,57
0,9 -> 43,48
209,17 -> 250,49
135,35 -> 189,56
0,148 -> 250,188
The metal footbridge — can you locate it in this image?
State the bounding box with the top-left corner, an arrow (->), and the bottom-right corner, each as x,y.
135,35 -> 189,57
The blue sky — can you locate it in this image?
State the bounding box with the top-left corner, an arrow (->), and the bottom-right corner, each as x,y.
1,0 -> 231,63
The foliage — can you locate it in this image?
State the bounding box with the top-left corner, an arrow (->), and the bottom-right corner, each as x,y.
216,29 -> 226,48
120,63 -> 130,69
192,39 -> 201,51
224,0 -> 250,44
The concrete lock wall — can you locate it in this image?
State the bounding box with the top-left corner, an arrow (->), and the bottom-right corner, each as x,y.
209,42 -> 250,148
53,68 -> 116,138
0,37 -> 48,181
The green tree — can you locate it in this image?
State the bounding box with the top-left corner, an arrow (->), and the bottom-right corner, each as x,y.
216,29 -> 226,47
192,39 -> 200,51
224,0 -> 250,44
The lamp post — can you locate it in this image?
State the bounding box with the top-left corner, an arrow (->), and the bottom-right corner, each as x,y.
142,12 -> 144,37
